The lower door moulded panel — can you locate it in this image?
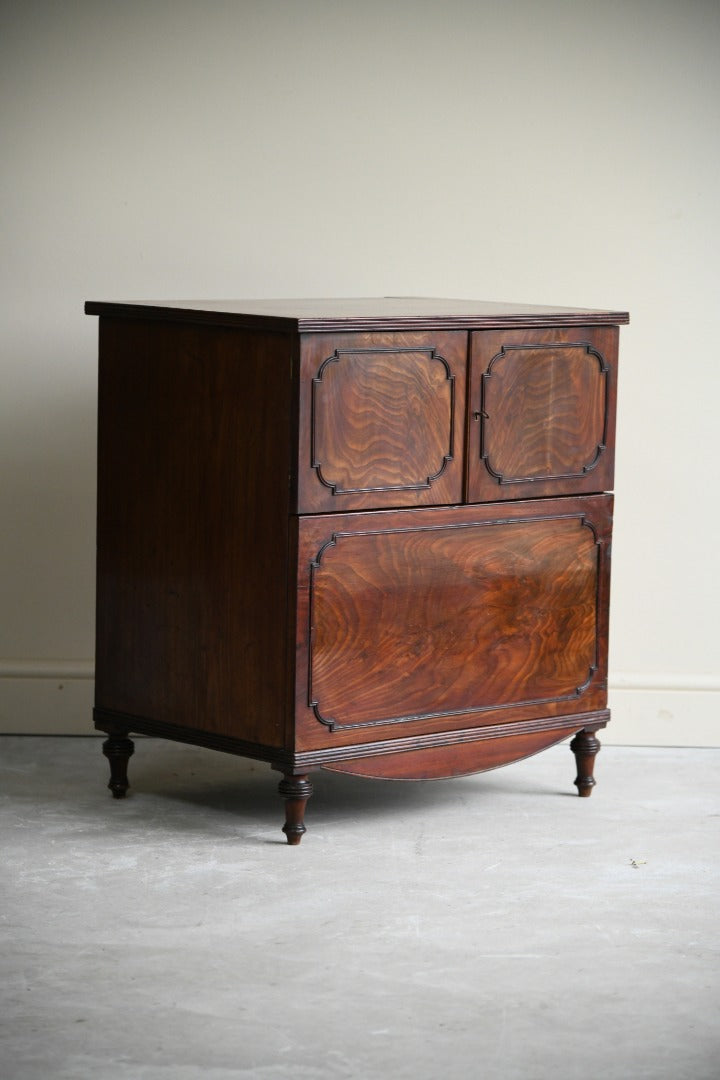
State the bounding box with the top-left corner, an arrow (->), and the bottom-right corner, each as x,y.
294,495 -> 612,753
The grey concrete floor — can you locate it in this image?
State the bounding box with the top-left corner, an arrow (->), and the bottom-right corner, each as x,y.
1,736 -> 718,1080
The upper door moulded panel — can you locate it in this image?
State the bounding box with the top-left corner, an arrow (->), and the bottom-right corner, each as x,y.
466,326 -> 618,503
296,331 -> 467,513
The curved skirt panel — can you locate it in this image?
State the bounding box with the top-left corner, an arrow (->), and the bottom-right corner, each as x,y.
320,723 -> 592,780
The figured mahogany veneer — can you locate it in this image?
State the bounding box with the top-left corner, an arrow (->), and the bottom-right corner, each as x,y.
87,297 -> 627,843
295,497 -> 611,743
467,327 -> 617,502
299,332 -> 465,511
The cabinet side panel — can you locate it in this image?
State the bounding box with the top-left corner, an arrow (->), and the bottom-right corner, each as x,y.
95,319 -> 294,748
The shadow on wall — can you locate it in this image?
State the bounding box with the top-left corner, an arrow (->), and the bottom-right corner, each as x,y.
2,377 -> 97,650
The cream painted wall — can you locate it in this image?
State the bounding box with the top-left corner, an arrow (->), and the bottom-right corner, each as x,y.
1,0 -> 719,742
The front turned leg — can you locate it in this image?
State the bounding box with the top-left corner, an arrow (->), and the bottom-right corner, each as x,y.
570,729 -> 601,797
277,774 -> 314,845
102,732 -> 135,798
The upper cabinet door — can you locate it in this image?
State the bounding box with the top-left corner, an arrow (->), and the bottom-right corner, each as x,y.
297,331 -> 467,512
466,326 -> 618,503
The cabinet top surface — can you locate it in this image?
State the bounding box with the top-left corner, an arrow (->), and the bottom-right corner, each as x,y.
84,297 -> 629,332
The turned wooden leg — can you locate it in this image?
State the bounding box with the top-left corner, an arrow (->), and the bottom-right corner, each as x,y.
102,733 -> 135,799
570,729 -> 601,797
277,773 -> 313,845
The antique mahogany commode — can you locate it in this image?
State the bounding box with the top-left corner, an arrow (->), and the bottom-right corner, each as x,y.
86,298 -> 628,844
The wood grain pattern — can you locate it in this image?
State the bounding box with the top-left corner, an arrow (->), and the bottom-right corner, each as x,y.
483,345 -> 606,478
295,496 -> 612,750
313,349 -> 452,492
467,327 -> 618,502
297,332 -> 466,511
94,318 -> 295,747
310,519 -> 597,726
322,725 -> 588,779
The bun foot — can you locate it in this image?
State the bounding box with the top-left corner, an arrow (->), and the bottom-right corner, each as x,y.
570,730 -> 601,797
102,733 -> 135,798
277,773 -> 313,845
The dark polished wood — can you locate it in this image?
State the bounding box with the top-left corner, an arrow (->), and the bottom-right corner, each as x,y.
277,774 -> 314,845
323,725 -> 595,780
93,705 -> 609,772
294,495 -> 612,750
467,326 -> 618,502
88,298 -> 625,841
85,297 -> 629,333
95,318 -> 295,748
571,729 -> 602,796
297,331 -> 466,512
101,732 -> 135,798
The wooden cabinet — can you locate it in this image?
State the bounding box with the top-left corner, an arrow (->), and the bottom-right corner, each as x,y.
86,298 -> 628,843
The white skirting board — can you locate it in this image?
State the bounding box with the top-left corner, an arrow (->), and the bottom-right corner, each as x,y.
608,682 -> 719,747
0,663 -> 718,746
0,663 -> 95,735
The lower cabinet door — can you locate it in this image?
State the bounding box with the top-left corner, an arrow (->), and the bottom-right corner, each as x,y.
294,495 -> 612,752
